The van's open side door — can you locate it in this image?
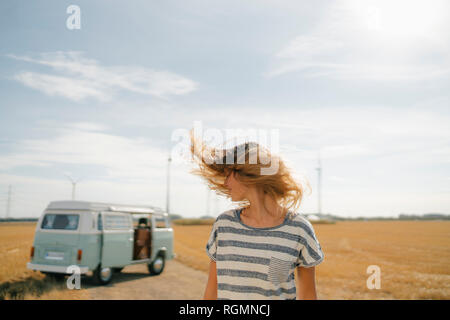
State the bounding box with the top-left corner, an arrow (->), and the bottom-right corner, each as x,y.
150,215 -> 174,260
100,212 -> 133,268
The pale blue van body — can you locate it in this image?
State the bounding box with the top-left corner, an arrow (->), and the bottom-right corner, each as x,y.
27,200 -> 174,281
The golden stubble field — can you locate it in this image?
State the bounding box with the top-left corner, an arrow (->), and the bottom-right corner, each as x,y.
173,221 -> 450,300
1,221 -> 449,299
0,222 -> 89,299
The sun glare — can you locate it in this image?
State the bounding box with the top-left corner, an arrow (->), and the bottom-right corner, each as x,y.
344,0 -> 448,41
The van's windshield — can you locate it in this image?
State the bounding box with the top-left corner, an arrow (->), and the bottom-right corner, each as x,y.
41,214 -> 79,230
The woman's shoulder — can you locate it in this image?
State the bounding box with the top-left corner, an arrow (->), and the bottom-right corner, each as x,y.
214,208 -> 239,223
288,211 -> 311,223
286,212 -> 318,236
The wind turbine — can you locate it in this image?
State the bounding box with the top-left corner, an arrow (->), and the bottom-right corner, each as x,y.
64,173 -> 82,200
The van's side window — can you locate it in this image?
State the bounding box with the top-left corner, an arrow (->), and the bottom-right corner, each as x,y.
104,214 -> 130,230
155,216 -> 169,228
97,213 -> 103,231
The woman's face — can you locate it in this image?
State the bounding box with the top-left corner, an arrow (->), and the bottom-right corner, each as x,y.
224,169 -> 247,201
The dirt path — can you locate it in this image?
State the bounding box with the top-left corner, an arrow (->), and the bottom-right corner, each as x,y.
85,260 -> 208,300
83,260 -> 334,300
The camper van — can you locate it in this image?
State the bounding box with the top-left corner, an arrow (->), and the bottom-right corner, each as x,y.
27,200 -> 174,285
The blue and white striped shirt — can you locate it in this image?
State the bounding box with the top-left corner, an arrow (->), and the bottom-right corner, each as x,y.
206,207 -> 325,300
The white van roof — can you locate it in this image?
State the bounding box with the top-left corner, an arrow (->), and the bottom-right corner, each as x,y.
46,200 -> 167,216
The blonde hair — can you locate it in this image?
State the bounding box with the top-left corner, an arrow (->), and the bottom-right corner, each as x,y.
189,129 -> 311,219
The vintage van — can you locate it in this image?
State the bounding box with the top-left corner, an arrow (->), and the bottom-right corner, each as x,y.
27,200 -> 174,285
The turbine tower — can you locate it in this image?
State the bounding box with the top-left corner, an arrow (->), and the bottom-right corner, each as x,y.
166,154 -> 172,214
64,173 -> 81,200
316,150 -> 322,216
6,184 -> 12,219
206,188 -> 210,216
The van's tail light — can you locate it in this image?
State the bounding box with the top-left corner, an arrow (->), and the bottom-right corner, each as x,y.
77,249 -> 82,262
30,246 -> 35,259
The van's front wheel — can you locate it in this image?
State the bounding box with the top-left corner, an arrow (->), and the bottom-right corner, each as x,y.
93,265 -> 113,285
113,267 -> 124,273
148,254 -> 165,275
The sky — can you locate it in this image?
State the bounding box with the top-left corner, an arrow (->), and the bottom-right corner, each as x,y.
0,0 -> 449,218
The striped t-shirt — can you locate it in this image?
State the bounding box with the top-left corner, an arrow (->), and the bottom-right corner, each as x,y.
206,207 -> 325,300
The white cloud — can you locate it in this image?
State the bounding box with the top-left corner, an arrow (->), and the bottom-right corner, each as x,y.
7,51 -> 198,101
64,122 -> 109,132
275,35 -> 345,59
0,121 -> 169,182
14,72 -> 108,102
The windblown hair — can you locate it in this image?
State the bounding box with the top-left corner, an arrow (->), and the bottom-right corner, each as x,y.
189,129 -> 311,219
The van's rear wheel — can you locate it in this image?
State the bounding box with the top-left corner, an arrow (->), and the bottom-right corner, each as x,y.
148,254 -> 165,275
93,266 -> 113,285
43,272 -> 66,281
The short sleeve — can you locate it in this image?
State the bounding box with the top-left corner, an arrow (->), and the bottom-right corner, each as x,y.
206,219 -> 219,261
295,220 -> 325,268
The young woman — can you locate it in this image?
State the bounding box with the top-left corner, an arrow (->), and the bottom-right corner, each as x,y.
189,131 -> 325,300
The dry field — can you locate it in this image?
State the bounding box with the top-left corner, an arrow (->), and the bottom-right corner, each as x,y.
0,222 -> 89,299
1,220 -> 449,299
173,221 -> 450,300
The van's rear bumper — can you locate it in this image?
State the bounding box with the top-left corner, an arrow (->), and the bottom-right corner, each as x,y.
27,263 -> 89,274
